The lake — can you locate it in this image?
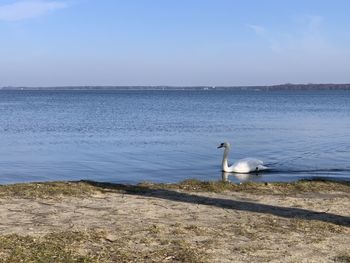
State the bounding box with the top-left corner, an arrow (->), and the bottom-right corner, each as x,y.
0,89 -> 349,184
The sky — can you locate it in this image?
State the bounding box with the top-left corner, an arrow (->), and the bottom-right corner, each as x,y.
1,0 -> 350,86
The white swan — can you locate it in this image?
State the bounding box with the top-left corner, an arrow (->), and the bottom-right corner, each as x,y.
217,142 -> 267,173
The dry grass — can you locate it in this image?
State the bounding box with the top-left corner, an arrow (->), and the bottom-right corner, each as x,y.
0,179 -> 349,262
0,179 -> 349,199
0,231 -> 101,263
334,253 -> 350,263
0,229 -> 209,263
0,181 -> 99,199
141,178 -> 350,194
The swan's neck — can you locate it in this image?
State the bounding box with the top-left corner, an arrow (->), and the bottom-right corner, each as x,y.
222,147 -> 231,172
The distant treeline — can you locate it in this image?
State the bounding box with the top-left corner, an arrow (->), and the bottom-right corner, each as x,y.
1,84 -> 350,91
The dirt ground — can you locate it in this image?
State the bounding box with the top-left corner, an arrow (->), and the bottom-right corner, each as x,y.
0,180 -> 349,262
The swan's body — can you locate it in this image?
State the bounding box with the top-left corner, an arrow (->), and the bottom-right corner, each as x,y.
218,142 -> 267,173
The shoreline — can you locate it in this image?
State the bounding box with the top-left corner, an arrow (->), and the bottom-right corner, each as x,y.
1,179 -> 349,262
2,83 -> 350,91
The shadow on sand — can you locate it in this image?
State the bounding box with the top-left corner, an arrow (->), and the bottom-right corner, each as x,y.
82,180 -> 350,228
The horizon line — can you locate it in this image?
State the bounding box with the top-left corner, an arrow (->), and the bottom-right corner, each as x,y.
2,83 -> 350,91
2,83 -> 350,88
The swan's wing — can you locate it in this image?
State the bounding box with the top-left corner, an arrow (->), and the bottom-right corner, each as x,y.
242,158 -> 263,164
231,158 -> 266,173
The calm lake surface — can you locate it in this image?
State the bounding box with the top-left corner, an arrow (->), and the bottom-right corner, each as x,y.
1,90 -> 350,184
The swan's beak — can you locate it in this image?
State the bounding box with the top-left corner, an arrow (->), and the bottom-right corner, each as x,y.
217,145 -> 223,149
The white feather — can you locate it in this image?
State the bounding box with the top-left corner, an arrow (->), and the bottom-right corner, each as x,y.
218,142 -> 267,173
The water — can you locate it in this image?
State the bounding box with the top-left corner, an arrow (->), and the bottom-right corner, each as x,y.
0,89 -> 350,184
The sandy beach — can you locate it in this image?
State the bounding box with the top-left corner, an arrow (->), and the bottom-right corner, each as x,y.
0,179 -> 349,262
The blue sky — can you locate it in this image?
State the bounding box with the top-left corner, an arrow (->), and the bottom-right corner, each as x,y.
1,0 -> 350,86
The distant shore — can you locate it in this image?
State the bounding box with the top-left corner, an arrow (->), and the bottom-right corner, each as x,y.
2,83 -> 350,91
0,179 -> 349,262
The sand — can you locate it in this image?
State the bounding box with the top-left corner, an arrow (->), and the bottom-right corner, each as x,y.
0,180 -> 349,262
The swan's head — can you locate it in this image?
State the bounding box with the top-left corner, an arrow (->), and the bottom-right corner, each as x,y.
217,142 -> 231,149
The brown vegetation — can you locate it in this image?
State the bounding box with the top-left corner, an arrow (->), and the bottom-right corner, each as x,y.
0,179 -> 349,262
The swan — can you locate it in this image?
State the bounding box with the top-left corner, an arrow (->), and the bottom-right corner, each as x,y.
217,142 -> 267,173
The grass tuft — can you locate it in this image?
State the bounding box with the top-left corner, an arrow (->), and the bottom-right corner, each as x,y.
334,253 -> 350,263
0,179 -> 349,199
145,178 -> 350,194
0,181 -> 99,199
0,229 -> 209,263
0,231 -> 104,263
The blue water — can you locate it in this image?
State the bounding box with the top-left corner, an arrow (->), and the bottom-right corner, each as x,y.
0,90 -> 350,184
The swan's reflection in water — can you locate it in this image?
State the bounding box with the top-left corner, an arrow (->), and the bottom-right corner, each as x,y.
221,172 -> 264,183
